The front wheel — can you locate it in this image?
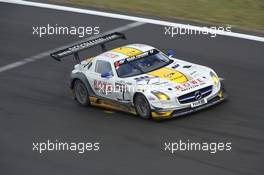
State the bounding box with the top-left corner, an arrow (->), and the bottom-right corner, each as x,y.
134,94 -> 151,119
74,80 -> 90,106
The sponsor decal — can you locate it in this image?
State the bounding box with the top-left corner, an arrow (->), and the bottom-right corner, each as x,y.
114,49 -> 158,67
69,35 -> 116,52
134,75 -> 152,82
112,47 -> 142,57
183,65 -> 192,68
171,63 -> 179,69
190,70 -> 197,75
56,34 -> 119,57
175,78 -> 205,91
94,80 -> 112,94
164,72 -> 175,77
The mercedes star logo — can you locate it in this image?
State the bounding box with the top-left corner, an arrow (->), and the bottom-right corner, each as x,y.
194,91 -> 202,100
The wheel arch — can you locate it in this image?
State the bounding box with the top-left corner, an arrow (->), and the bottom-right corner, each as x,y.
132,92 -> 148,106
133,92 -> 152,119
70,72 -> 95,96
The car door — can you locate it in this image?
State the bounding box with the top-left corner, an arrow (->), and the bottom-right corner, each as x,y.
90,60 -> 116,99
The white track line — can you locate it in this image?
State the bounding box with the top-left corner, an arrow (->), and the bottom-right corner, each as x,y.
0,22 -> 144,73
1,0 -> 264,42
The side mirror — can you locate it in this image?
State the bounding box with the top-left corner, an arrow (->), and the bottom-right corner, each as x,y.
167,49 -> 175,57
101,72 -> 112,78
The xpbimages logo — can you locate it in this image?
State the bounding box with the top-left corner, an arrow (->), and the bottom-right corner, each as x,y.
164,25 -> 232,38
164,140 -> 232,154
32,140 -> 100,154
32,24 -> 100,37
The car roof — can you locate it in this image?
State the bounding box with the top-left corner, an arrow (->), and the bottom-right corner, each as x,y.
95,44 -> 156,63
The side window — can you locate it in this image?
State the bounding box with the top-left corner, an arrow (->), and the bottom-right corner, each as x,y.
95,60 -> 113,74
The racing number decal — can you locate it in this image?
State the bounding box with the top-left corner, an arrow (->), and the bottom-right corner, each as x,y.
148,67 -> 188,83
115,83 -> 126,100
115,83 -> 131,101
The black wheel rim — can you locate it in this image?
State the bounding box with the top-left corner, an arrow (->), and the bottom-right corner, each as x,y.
75,81 -> 87,104
136,96 -> 149,117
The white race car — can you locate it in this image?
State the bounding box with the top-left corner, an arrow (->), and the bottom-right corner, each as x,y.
51,32 -> 226,119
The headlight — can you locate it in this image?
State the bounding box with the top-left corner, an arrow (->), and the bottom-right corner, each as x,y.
210,71 -> 219,85
151,91 -> 170,100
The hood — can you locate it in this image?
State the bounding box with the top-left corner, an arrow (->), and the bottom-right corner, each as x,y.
125,59 -> 213,95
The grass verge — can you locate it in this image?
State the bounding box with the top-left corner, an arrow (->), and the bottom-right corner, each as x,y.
52,0 -> 264,32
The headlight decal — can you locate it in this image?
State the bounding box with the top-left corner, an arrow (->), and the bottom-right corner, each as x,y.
210,71 -> 219,85
151,91 -> 170,100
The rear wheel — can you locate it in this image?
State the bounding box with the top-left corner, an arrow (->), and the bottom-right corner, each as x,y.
134,94 -> 151,119
74,80 -> 90,106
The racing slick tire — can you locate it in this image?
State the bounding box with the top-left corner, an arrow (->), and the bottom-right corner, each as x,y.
220,80 -> 226,92
134,94 -> 151,119
73,80 -> 90,106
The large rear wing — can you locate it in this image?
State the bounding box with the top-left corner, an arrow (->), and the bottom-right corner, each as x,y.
50,32 -> 126,63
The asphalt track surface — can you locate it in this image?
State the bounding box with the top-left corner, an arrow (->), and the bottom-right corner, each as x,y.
0,2 -> 264,175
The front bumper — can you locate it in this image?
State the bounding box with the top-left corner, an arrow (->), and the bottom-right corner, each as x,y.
151,90 -> 226,119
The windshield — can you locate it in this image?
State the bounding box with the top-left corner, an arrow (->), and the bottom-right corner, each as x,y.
115,50 -> 172,78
